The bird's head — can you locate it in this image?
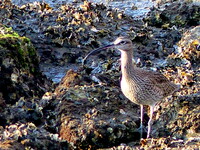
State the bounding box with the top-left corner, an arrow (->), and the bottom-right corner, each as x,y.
113,36 -> 133,51
82,37 -> 133,65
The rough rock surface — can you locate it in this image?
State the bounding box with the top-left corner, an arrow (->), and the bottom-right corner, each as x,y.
0,0 -> 199,149
0,25 -> 50,105
144,1 -> 200,28
0,25 -> 64,149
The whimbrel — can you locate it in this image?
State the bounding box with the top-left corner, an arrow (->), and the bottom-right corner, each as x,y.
83,37 -> 179,138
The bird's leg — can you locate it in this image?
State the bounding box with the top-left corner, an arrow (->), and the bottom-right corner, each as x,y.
140,104 -> 144,138
147,105 -> 155,138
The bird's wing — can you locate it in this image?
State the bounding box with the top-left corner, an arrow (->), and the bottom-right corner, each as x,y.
146,71 -> 170,85
142,69 -> 178,97
134,67 -> 169,85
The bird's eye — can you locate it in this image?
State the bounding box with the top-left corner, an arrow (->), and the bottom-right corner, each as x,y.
120,41 -> 127,45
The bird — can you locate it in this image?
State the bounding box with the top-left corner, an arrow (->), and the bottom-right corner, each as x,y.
82,36 -> 179,138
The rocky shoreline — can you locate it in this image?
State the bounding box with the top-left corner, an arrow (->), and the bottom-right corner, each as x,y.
0,0 -> 199,149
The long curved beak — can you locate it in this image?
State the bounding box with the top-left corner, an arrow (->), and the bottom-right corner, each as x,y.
82,44 -> 115,65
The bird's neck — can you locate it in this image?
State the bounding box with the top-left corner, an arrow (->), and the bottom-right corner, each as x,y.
120,50 -> 134,77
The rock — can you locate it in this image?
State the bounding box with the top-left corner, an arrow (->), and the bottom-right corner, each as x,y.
0,25 -> 52,105
0,25 -> 61,149
1,122 -> 68,150
0,140 -> 25,150
177,25 -> 200,65
144,1 -> 200,28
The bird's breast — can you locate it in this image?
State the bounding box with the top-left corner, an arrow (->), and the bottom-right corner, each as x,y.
120,77 -> 141,105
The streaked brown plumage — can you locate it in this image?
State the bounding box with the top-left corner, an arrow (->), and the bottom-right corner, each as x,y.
83,36 -> 179,138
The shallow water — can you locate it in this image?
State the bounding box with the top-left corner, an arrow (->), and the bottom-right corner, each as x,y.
40,63 -> 79,83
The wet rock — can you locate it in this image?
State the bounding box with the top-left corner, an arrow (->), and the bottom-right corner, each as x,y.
144,1 -> 200,28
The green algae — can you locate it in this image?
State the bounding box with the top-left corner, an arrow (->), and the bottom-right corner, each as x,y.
0,27 -> 20,38
0,26 -> 39,73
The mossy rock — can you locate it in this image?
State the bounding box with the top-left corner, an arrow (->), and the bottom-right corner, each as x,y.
0,25 -> 51,104
0,26 -> 39,74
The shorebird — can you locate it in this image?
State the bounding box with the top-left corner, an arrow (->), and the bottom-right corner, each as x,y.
83,37 -> 179,138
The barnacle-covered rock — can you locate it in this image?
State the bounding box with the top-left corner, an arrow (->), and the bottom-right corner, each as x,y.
0,122 -> 67,150
0,24 -> 65,149
144,1 -> 200,28
165,25 -> 200,68
177,25 -> 200,65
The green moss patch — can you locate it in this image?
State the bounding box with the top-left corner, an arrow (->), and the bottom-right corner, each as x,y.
0,25 -> 39,73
